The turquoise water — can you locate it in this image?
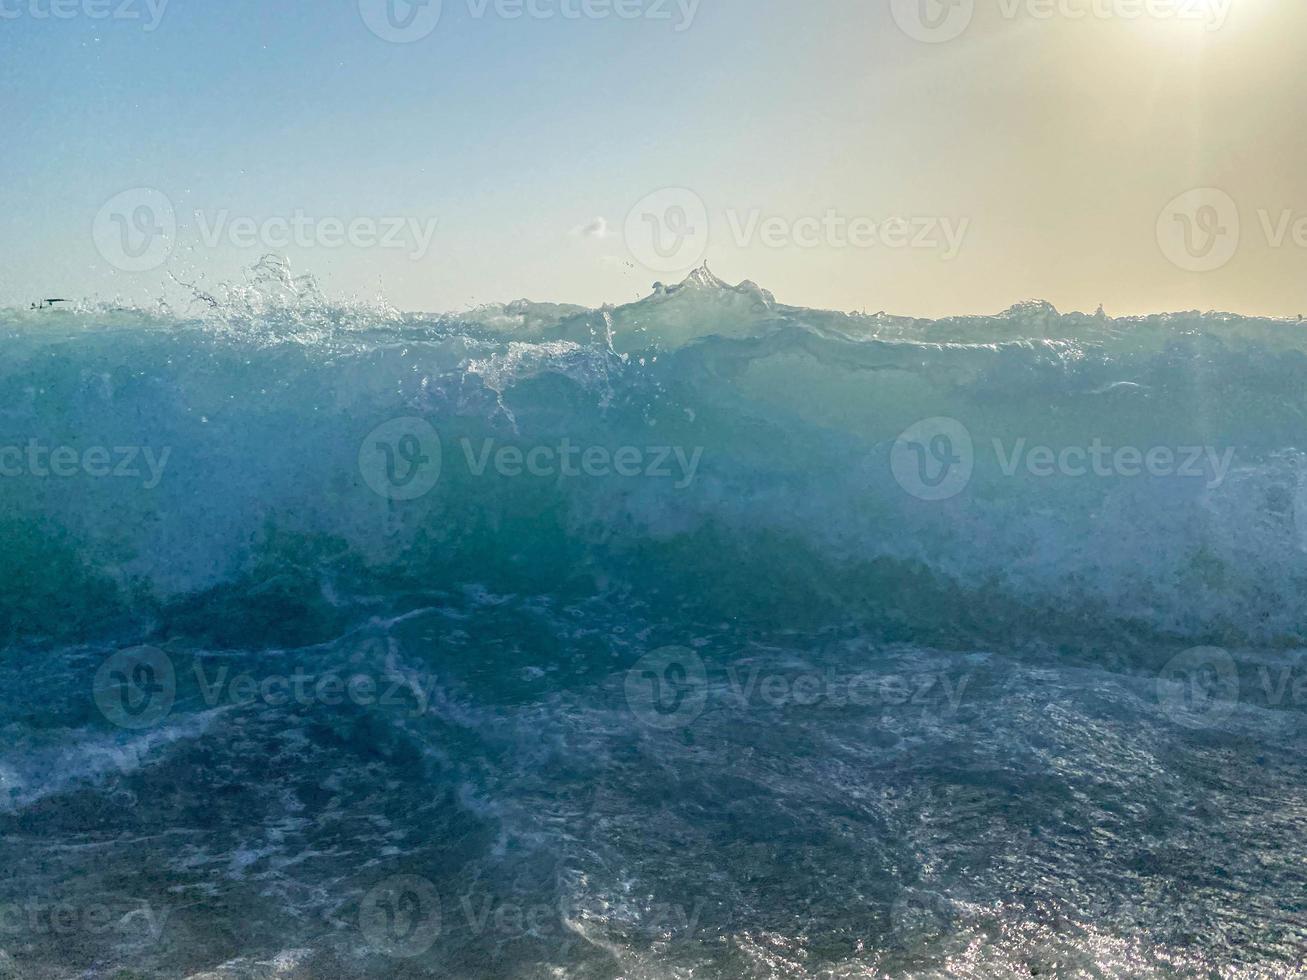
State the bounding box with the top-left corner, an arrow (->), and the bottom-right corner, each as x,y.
0,264 -> 1304,977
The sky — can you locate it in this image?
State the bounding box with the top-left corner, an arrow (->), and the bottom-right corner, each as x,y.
2,0 -> 1305,318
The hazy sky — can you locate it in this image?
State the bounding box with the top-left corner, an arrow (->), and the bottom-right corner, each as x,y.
2,0 -> 1304,317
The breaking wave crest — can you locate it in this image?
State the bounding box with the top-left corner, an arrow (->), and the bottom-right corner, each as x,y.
3,259 -> 1305,649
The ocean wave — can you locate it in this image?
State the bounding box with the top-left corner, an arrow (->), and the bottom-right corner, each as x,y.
2,260 -> 1305,649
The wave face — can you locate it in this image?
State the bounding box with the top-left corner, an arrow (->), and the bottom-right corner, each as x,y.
1,262 -> 1305,978
3,264 -> 1305,648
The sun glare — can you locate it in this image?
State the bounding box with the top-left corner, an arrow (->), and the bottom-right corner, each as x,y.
1135,0 -> 1254,40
